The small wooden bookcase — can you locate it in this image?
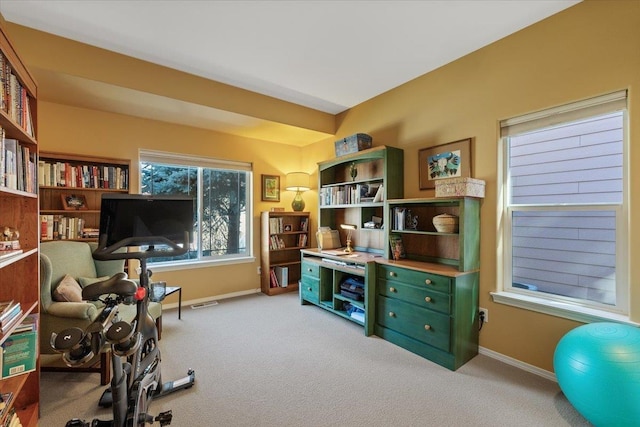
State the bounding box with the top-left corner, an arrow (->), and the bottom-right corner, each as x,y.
260,211 -> 310,295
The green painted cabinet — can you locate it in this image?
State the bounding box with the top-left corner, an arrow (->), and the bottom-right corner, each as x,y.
300,249 -> 376,335
318,146 -> 404,255
375,197 -> 480,370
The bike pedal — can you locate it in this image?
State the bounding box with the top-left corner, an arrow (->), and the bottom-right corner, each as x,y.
155,410 -> 172,426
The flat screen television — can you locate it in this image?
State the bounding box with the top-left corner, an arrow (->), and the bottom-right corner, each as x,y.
98,194 -> 195,247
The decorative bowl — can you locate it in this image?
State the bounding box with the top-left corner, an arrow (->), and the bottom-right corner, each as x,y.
432,213 -> 459,233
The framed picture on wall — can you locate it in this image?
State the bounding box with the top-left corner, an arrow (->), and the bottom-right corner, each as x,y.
261,174 -> 280,202
419,138 -> 472,190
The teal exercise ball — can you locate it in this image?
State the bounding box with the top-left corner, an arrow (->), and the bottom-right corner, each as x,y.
554,322 -> 640,426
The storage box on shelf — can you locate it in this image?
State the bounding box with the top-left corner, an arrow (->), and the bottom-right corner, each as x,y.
0,12 -> 40,426
260,211 -> 310,295
38,152 -> 130,242
377,197 -> 481,370
334,133 -> 373,157
435,177 -> 485,199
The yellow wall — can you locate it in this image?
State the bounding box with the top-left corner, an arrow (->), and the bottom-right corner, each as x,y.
313,0 -> 640,371
38,100 -> 309,301
8,0 -> 639,372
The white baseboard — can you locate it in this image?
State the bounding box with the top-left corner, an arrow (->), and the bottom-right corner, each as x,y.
161,288 -> 261,311
479,346 -> 557,382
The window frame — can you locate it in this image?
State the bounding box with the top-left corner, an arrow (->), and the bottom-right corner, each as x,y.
138,149 -> 254,269
493,91 -> 632,325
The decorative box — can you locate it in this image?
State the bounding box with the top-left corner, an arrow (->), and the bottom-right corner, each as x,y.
435,177 -> 485,198
0,240 -> 20,250
334,133 -> 372,157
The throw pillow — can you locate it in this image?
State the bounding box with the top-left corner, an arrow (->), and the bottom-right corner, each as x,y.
53,274 -> 83,302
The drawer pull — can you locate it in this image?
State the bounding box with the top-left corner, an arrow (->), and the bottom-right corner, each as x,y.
307,268 -> 313,272
388,311 -> 396,318
389,287 -> 396,293
425,279 -> 432,285
389,271 -> 397,278
424,324 -> 431,331
424,296 -> 432,303
307,287 -> 312,292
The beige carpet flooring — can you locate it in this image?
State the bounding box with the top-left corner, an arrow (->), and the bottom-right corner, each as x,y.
40,292 -> 590,426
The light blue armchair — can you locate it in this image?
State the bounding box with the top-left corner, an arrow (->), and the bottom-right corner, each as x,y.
40,240 -> 162,384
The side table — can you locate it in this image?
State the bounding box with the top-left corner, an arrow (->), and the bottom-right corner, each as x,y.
165,286 -> 182,319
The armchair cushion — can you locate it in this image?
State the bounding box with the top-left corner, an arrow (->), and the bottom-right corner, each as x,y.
78,276 -> 110,287
53,275 -> 83,302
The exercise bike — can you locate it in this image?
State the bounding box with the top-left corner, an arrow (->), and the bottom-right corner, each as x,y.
51,232 -> 195,427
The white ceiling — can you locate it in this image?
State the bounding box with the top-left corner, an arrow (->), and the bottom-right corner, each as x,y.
0,0 -> 580,143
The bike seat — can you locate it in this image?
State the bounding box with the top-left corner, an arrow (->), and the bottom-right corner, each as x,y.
82,272 -> 138,301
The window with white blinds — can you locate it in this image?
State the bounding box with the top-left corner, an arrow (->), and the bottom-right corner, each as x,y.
497,91 -> 628,319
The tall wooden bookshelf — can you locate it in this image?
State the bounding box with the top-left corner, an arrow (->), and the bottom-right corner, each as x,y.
38,152 -> 130,242
0,13 -> 40,427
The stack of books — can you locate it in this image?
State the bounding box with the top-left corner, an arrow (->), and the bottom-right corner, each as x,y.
0,301 -> 22,335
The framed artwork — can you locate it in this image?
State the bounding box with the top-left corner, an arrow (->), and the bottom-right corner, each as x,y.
61,193 -> 88,210
418,137 -> 472,190
261,174 -> 280,202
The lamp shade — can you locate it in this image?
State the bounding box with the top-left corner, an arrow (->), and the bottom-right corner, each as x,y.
285,172 -> 310,192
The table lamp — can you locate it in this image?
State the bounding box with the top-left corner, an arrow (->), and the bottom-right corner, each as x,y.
286,172 -> 310,211
340,224 -> 357,253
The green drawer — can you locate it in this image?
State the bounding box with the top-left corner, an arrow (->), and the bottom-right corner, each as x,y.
301,260 -> 320,278
300,276 -> 320,304
378,279 -> 451,315
377,265 -> 451,294
376,295 -> 451,352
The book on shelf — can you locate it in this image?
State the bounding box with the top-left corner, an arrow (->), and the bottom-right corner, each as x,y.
269,268 -> 279,288
0,391 -> 14,421
300,217 -> 309,232
269,235 -> 285,250
389,234 -> 406,260
0,50 -> 35,137
373,184 -> 384,202
11,313 -> 37,335
0,301 -> 21,327
274,266 -> 289,288
38,159 -> 129,190
0,132 -> 36,193
0,329 -> 36,379
393,207 -> 406,231
40,215 -> 87,240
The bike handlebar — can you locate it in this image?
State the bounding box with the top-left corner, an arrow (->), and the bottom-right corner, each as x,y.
92,232 -> 190,261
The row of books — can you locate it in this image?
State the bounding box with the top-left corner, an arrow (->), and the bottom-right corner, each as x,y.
268,217 -> 309,235
40,214 -> 96,240
320,183 -> 383,206
268,235 -> 286,250
0,50 -> 35,138
0,128 -> 37,193
269,266 -> 289,288
2,406 -> 22,427
38,160 -> 129,190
